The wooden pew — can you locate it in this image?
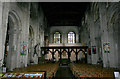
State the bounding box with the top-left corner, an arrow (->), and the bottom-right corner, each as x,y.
70,63 -> 115,78
14,63 -> 58,79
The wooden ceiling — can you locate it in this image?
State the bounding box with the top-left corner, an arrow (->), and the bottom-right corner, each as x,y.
41,2 -> 90,26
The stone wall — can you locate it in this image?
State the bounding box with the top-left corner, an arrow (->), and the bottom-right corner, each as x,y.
0,2 -> 47,72
0,2 -> 119,72
80,2 -> 120,68
0,2 -> 4,72
28,3 -> 47,65
49,26 -> 79,44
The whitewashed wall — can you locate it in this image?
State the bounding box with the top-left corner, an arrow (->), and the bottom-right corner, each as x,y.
49,26 -> 79,44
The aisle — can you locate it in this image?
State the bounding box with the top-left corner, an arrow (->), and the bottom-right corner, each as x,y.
55,66 -> 75,79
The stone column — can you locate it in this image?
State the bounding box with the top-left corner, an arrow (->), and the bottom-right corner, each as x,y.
6,29 -> 17,71
23,4 -> 30,67
16,29 -> 22,68
89,10 -> 98,65
118,22 -> 120,68
11,33 -> 17,70
41,30 -> 44,46
0,2 -> 3,73
99,3 -> 109,68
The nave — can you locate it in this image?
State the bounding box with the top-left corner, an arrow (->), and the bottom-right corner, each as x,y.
0,1 -> 120,79
11,63 -> 119,79
55,66 -> 74,79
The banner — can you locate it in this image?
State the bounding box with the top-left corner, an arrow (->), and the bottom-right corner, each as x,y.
103,42 -> 110,53
92,46 -> 96,54
88,48 -> 91,55
20,42 -> 27,55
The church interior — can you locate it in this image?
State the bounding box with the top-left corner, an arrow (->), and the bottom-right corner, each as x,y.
0,1 -> 120,79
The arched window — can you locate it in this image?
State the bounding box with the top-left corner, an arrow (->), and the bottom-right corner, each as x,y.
54,32 -> 61,43
68,32 -> 75,43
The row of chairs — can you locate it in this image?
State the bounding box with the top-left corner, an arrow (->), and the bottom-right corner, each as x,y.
14,63 -> 59,79
70,63 -> 115,78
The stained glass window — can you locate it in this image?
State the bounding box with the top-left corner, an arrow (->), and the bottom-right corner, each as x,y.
54,32 -> 61,43
68,32 -> 75,43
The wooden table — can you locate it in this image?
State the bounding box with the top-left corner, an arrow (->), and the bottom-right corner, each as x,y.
0,71 -> 46,79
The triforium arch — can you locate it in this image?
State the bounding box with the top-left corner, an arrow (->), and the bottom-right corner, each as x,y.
28,25 -> 34,65
4,10 -> 22,71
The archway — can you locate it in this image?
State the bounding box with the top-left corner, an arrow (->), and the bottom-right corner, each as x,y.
70,51 -> 76,62
4,11 -> 21,71
78,50 -> 86,63
28,26 -> 34,65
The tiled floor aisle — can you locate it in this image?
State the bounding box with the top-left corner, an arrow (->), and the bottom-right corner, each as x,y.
55,66 -> 75,79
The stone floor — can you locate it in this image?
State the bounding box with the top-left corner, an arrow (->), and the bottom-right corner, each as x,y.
54,66 -> 75,79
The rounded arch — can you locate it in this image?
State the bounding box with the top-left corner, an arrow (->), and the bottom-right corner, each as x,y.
53,31 -> 62,43
28,25 -> 35,65
4,10 -> 22,71
93,3 -> 99,21
67,31 -> 76,44
107,3 -> 120,20
107,7 -> 120,32
90,3 -> 99,22
91,2 -> 98,13
8,10 -> 22,31
52,30 -> 62,35
66,30 -> 76,34
109,9 -> 120,25
29,25 -> 34,38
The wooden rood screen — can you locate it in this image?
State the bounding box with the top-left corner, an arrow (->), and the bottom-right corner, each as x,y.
41,46 -> 88,63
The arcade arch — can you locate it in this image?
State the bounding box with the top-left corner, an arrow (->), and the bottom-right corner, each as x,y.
28,26 -> 34,65
4,10 -> 22,71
